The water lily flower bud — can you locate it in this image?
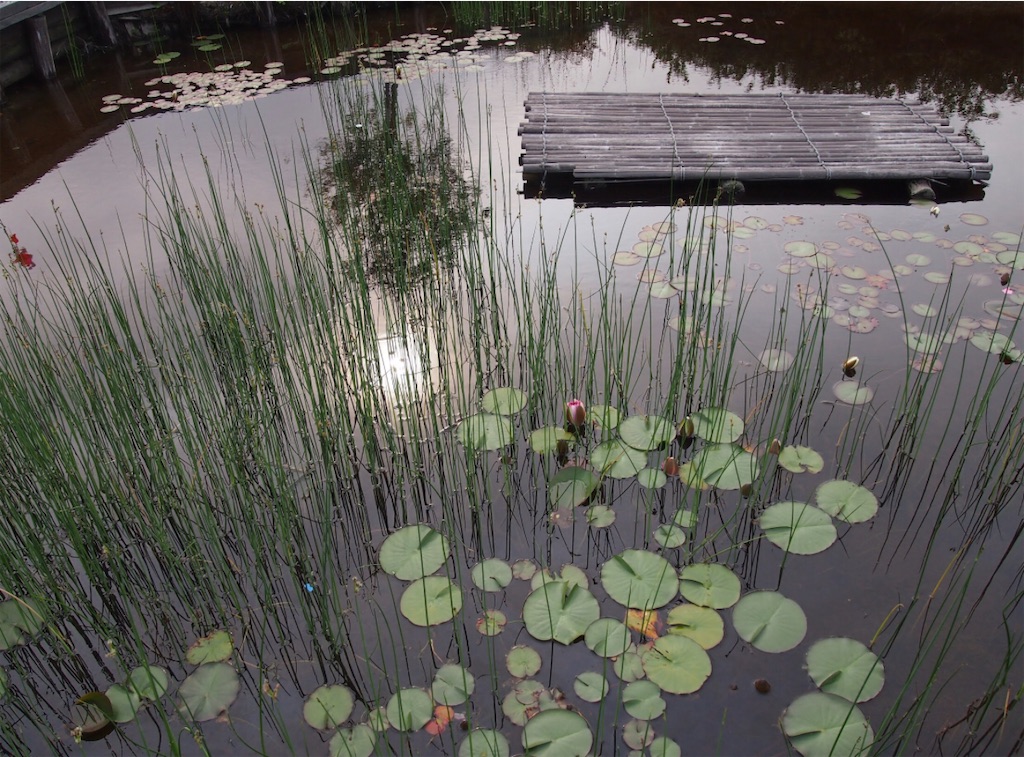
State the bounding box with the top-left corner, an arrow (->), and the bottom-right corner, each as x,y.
565,399 -> 586,431
662,457 -> 679,476
767,439 -> 782,456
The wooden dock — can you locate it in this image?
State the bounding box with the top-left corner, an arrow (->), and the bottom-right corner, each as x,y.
520,93 -> 992,192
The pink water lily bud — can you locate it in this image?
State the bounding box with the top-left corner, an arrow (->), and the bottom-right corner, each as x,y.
662,457 -> 679,477
565,399 -> 586,430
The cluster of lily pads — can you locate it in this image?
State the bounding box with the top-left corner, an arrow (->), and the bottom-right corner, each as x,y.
670,13 -> 776,44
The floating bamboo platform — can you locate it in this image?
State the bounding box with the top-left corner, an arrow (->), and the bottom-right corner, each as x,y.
520,93 -> 991,195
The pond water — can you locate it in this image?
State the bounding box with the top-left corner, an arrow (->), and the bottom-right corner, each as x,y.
0,3 -> 1021,756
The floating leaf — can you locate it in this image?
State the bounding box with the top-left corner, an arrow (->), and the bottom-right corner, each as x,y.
678,564 -> 741,609
623,680 -> 666,720
522,709 -> 593,756
591,439 -> 647,478
72,692 -> 114,740
654,523 -> 687,549
176,662 -> 241,722
303,685 -> 354,730
523,580 -> 600,644
506,646 -> 542,679
432,664 -> 474,706
457,413 -> 514,452
959,212 -> 988,226
834,187 -> 862,200
782,692 -> 874,757
459,729 -> 510,757
548,466 -> 600,508
613,649 -> 646,682
832,380 -> 874,406
807,637 -> 885,703
648,736 -> 683,757
619,415 -> 675,450
666,604 -> 724,649
400,576 -> 463,627
778,445 -> 824,474
105,684 -> 140,723
186,630 -> 233,665
127,665 -> 169,701
732,591 -> 807,653
690,408 -> 744,443
584,618 -> 632,658
386,688 -> 433,732
502,680 -> 542,725
0,599 -> 44,650
471,559 -> 513,591
530,426 -> 574,454
784,241 -> 818,258
905,332 -> 943,354
970,331 -> 1015,355
330,725 -> 377,757
573,670 -> 609,702
481,387 -> 527,415
589,404 -> 621,428
642,634 -> 712,694
380,524 -> 450,580
477,609 -> 507,636
623,718 -> 656,750
197,43 -> 222,52
759,501 -> 837,555
586,504 -> 615,528
531,565 -> 588,591
601,550 -> 679,610
512,559 -> 538,580
815,480 -> 879,524
759,349 -> 794,372
626,608 -> 661,640
688,443 -> 760,490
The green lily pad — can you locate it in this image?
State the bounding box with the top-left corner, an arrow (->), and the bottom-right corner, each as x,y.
637,468 -> 668,489
506,646 -> 542,678
996,249 -> 1024,269
648,736 -> 683,757
678,564 -> 741,609
186,630 -> 233,665
72,691 -> 114,740
732,591 -> 807,653
992,231 -> 1022,245
303,684 -> 354,730
623,718 -> 656,750
176,662 -> 240,722
784,241 -> 818,258
481,387 -> 527,415
471,559 -> 513,591
590,404 -> 621,428
432,664 -> 475,706
834,187 -> 862,199
759,501 -> 837,555
400,576 -> 463,627
654,523 -> 687,549
677,461 -> 709,490
531,564 -> 589,591
456,413 -> 514,452
530,426 -> 575,454
970,331 -> 1015,355
905,332 -> 944,354
806,637 -> 885,703
127,666 -> 169,701
778,445 -> 824,474
601,550 -> 679,610
832,380 -> 874,406
522,709 -> 593,756
642,634 -> 712,694
502,681 -> 542,725
523,580 -> 600,644
386,687 -> 433,732
674,508 -> 699,528
666,604 -> 724,650
584,618 -> 632,658
959,212 -> 988,226
619,415 -> 675,450
367,706 -> 389,731
330,725 -> 377,757
459,729 -> 510,757
105,684 -> 141,724
782,692 -> 874,757
477,609 -> 507,635
691,407 -> 744,443
623,680 -> 666,720
380,524 -> 450,580
759,349 -> 795,372
613,649 -> 646,682
688,443 -> 761,490
815,480 -> 879,524
586,504 -> 616,528
573,670 -> 609,703
591,439 -> 647,478
197,43 -> 222,52
513,559 -> 538,580
0,599 -> 44,651
549,466 -> 600,508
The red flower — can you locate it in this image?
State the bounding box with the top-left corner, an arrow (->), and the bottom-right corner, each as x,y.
9,234 -> 18,245
12,249 -> 34,269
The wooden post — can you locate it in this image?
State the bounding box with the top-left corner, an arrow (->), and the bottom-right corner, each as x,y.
255,1 -> 277,27
83,2 -> 118,47
907,179 -> 935,201
26,15 -> 57,81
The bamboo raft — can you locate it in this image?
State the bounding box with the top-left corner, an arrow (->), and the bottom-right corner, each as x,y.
520,93 -> 991,192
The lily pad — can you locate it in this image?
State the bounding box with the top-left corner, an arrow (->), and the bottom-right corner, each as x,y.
432,664 -> 475,706
531,565 -> 588,591
806,637 -> 885,703
601,550 -> 679,610
784,241 -> 818,258
688,443 -> 760,490
459,729 -> 510,757
832,380 -> 874,406
400,576 -> 463,627
105,684 -> 141,723
732,591 -> 807,653
481,387 -> 527,415
834,187 -> 862,200
573,671 -> 609,702
530,426 -> 574,454
959,212 -> 988,226
176,662 -> 241,722
623,680 -> 666,720
549,466 -> 601,508
386,687 -> 433,732
590,404 -> 621,428
471,559 -> 513,591
815,480 -> 878,524
642,634 -> 712,694
637,468 -> 668,489
778,445 -> 824,474
654,523 -> 687,549
591,439 -> 647,478
506,646 -> 542,678
619,415 -> 675,450
690,408 -> 744,443
648,736 -> 683,757
623,718 -> 656,750
782,692 -> 874,757
477,609 -> 507,636
330,725 -> 377,757
303,685 -> 355,729
613,649 -> 646,682
522,709 -> 593,756
186,630 -> 233,665
380,524 -> 450,580
970,331 -> 1015,355
127,665 -> 169,701
586,504 -> 616,528
456,413 -> 514,452
0,599 -> 44,651
678,564 -> 741,609
584,618 -> 632,658
759,349 -> 794,372
666,604 -> 725,649
523,580 -> 600,644
759,501 -> 837,555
